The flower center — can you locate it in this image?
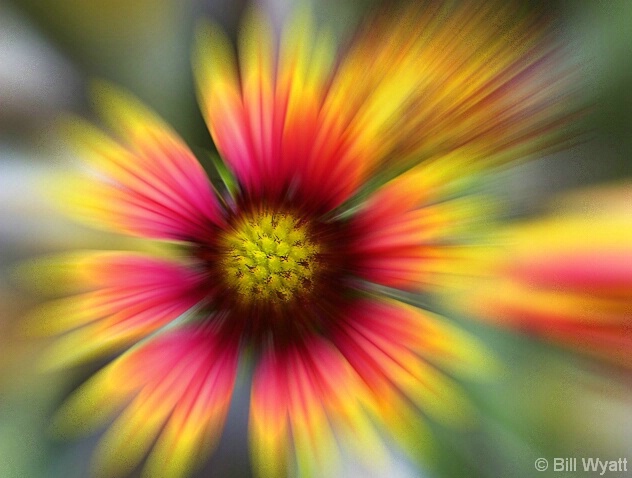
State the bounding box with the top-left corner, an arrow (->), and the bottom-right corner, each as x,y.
220,210 -> 320,303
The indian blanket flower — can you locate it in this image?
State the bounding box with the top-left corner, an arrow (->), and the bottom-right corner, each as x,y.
468,185 -> 632,369
29,3 -> 576,478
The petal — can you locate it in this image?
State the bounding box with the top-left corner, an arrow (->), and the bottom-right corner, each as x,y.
196,4 -> 573,212
249,298 -> 492,477
331,298 -> 493,455
61,84 -> 224,241
26,252 -> 208,367
195,3 -> 574,213
348,163 -> 496,291
249,339 -> 386,478
324,1 -> 576,187
194,22 -> 254,192
54,326 -> 239,478
194,10 -> 365,212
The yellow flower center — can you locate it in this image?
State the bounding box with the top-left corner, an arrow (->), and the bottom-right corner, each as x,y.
220,211 -> 320,303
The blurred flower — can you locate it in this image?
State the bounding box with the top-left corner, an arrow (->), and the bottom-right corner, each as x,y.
26,2 -> 576,478
467,184 -> 632,368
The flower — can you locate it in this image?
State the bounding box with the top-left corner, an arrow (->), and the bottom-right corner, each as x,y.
30,3 -> 575,477
467,185 -> 632,369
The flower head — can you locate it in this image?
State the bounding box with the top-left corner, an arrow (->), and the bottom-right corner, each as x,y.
31,2 -> 575,477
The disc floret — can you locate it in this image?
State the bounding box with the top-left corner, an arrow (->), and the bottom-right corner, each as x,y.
220,211 -> 320,303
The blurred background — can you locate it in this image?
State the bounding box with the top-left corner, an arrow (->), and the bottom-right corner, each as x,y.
1,0 -> 631,477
